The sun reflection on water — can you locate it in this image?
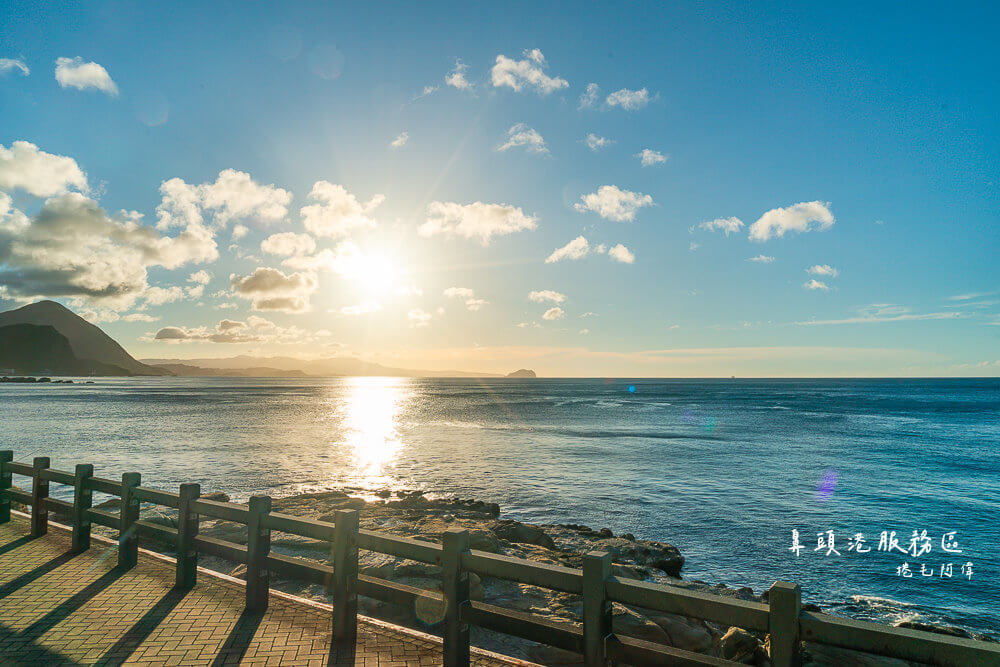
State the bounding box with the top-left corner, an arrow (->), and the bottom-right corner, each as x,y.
340,376 -> 408,489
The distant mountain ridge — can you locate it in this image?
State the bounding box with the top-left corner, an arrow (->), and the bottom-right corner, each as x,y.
0,301 -> 167,376
141,355 -> 504,378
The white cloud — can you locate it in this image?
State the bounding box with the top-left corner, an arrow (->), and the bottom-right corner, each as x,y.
396,284 -> 423,297
261,232 -> 316,257
300,181 -> 384,239
636,149 -> 667,167
408,308 -> 432,327
150,316 -> 323,344
529,290 -> 565,304
491,49 -> 568,95
579,328 -> 590,335
749,201 -> 835,241
416,85 -> 439,99
445,59 -> 473,90
143,285 -> 185,306
339,299 -> 382,315
231,224 -> 249,241
0,59 -> 29,76
443,287 -> 488,311
797,304 -> 963,326
606,88 -> 650,110
390,131 -> 409,148
187,270 -> 212,285
419,201 -> 537,244
156,169 -> 292,231
578,83 -> 600,109
0,192 -> 216,308
574,185 -> 653,222
546,236 -> 590,263
698,216 -> 744,235
804,279 -> 830,291
498,123 -> 548,154
0,141 -> 88,197
123,313 -> 158,322
608,243 -> 635,264
230,266 -> 317,313
748,255 -> 775,263
584,133 -> 612,151
807,264 -> 839,277
689,242 -> 700,252
542,306 -> 565,320
54,57 -> 118,95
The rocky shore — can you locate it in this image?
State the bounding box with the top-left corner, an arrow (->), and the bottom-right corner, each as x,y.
21,488 -> 996,665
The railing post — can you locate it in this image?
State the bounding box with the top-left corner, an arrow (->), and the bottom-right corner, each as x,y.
30,457 -> 50,538
583,550 -> 612,667
246,495 -> 271,611
118,472 -> 140,569
175,483 -> 200,589
332,509 -> 359,645
0,451 -> 11,524
442,528 -> 471,667
768,581 -> 802,667
71,464 -> 93,553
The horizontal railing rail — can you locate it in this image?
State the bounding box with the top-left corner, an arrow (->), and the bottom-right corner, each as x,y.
0,452 -> 997,667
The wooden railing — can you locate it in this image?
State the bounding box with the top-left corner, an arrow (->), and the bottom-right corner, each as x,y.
0,452 -> 997,667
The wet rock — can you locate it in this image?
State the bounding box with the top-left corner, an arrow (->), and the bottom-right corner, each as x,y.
490,519 -> 556,550
591,537 -> 684,576
893,620 -> 972,638
719,626 -> 765,664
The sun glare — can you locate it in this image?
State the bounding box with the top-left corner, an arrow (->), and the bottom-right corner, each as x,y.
339,376 -> 407,488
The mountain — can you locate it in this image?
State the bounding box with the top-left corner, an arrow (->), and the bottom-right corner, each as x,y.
0,324 -> 130,375
505,369 -> 537,378
141,355 -> 502,378
152,363 -> 310,378
0,301 -> 168,375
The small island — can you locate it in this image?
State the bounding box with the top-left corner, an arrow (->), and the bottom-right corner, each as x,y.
505,368 -> 537,378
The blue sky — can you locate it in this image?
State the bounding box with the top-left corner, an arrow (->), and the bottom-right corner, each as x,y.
1,1 -> 998,376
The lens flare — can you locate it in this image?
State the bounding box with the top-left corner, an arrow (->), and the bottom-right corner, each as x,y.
816,468 -> 838,501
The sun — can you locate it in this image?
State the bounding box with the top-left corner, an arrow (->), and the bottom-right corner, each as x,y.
338,249 -> 403,295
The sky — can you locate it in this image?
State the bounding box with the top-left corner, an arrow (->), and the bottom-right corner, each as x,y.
1,1 -> 998,376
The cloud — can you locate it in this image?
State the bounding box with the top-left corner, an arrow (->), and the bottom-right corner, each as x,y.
804,279 -> 830,291
156,169 -> 292,231
491,49 -> 568,95
748,255 -> 775,263
444,287 -> 488,311
143,285 -> 184,306
230,266 -> 317,312
749,201 -> 834,241
807,264 -> 838,277
498,123 -> 548,154
445,59 -> 473,90
339,299 -> 382,315
0,59 -> 29,76
300,181 -> 383,239
797,304 -> 964,326
542,306 -> 565,320
419,201 -> 537,244
261,232 -> 316,257
584,133 -> 612,151
390,131 -> 409,148
636,149 -> 667,167
579,83 -> 600,109
150,316 -> 323,344
187,270 -> 212,285
408,308 -> 432,327
606,88 -> 650,110
546,236 -> 590,263
0,141 -> 88,197
697,216 -> 744,235
947,291 -> 994,301
0,192 -> 217,308
575,185 -> 653,222
54,57 -> 118,95
415,85 -> 439,100
529,290 -> 565,304
123,313 -> 158,322
608,243 -> 635,264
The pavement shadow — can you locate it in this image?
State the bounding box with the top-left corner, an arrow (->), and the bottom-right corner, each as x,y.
0,551 -> 77,601
209,609 -> 264,666
22,567 -> 126,638
93,587 -> 189,666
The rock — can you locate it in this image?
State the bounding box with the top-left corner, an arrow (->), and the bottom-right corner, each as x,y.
598,528 -> 614,538
201,491 -> 230,503
651,613 -> 714,653
611,563 -> 649,580
719,627 -> 764,664
374,489 -> 391,498
802,643 -> 910,666
490,520 -> 556,550
893,621 -> 972,638
621,532 -> 636,541
612,604 -> 670,644
593,537 -> 684,576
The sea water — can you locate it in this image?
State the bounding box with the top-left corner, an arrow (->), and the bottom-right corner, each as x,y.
1,377 -> 997,636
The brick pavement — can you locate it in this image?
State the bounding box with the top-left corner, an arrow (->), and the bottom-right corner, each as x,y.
0,517 -> 519,666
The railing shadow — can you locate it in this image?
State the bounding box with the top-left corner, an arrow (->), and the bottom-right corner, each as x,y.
22,567 -> 126,638
328,634 -> 358,666
0,621 -> 83,665
209,609 -> 264,666
0,534 -> 34,556
0,551 -> 77,601
93,588 -> 189,666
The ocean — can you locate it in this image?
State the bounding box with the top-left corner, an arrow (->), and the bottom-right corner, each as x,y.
1,376 -> 997,637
